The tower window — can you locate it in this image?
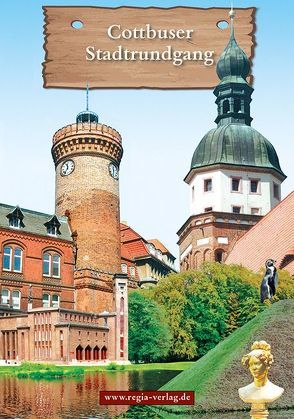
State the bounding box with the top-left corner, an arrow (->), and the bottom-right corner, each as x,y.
232,206 -> 241,214
204,207 -> 213,212
204,179 -> 212,192
223,99 -> 230,114
273,183 -> 280,200
43,252 -> 61,278
233,98 -> 241,113
251,208 -> 260,215
231,178 -> 241,192
3,246 -> 23,273
250,179 -> 260,194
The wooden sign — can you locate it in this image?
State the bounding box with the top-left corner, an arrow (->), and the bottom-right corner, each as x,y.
43,6 -> 255,89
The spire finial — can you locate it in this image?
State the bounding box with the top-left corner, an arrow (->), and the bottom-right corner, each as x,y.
86,82 -> 89,111
229,4 -> 236,38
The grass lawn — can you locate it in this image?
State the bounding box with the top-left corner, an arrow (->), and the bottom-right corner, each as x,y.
155,300 -> 294,416
0,360 -> 193,379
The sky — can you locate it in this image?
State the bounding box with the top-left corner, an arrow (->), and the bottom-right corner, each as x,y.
0,0 -> 293,263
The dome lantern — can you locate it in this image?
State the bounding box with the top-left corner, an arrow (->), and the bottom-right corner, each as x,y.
76,83 -> 99,124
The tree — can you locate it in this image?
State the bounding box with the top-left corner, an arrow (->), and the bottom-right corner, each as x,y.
129,263 -> 294,362
128,291 -> 172,363
151,272 -> 198,360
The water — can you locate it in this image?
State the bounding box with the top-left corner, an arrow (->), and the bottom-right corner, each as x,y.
0,370 -> 179,419
1,372 -> 293,419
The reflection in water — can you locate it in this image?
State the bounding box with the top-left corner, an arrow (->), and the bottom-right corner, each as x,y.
0,370 -> 179,419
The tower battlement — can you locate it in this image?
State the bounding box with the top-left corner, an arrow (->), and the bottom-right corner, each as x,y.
52,122 -> 123,167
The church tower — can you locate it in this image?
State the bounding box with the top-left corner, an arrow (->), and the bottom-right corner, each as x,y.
178,10 -> 286,271
51,89 -> 125,314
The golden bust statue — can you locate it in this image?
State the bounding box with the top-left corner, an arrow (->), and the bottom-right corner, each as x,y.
238,341 -> 284,418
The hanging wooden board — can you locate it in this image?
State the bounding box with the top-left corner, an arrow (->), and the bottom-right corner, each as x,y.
43,6 -> 255,89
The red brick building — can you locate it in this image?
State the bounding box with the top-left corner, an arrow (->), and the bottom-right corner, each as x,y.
225,191 -> 294,275
120,223 -> 176,287
0,106 -> 128,364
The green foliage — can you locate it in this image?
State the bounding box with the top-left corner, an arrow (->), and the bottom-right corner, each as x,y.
144,262 -> 294,361
106,363 -> 125,371
128,291 -> 172,363
274,269 -> 294,300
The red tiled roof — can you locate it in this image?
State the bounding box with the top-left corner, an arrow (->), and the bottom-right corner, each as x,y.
148,239 -> 170,255
225,191 -> 294,274
120,223 -> 150,258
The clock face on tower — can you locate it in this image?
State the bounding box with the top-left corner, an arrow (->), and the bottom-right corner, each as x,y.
61,160 -> 75,176
109,163 -> 119,180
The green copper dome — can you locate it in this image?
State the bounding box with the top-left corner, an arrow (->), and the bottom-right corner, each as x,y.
191,124 -> 285,177
216,26 -> 250,82
188,11 -> 286,180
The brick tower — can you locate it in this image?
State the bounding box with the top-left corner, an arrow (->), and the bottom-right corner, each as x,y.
51,93 -> 124,314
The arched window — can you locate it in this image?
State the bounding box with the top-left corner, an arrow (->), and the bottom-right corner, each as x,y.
223,99 -> 230,114
43,293 -> 50,308
93,346 -> 100,361
12,290 -> 21,309
1,289 -> 10,305
52,294 -> 60,308
85,345 -> 92,361
60,331 -> 64,359
101,346 -> 107,360
215,249 -> 224,263
43,252 -> 61,278
3,246 -> 23,272
234,98 -> 241,113
76,345 -> 83,361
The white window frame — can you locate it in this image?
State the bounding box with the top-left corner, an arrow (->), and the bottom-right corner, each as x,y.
12,290 -> 21,309
1,288 -> 10,305
3,246 -> 23,273
249,178 -> 261,194
3,246 -> 12,271
251,207 -> 261,215
9,217 -> 21,229
13,248 -> 23,273
47,225 -> 57,237
231,177 -> 242,193
204,178 -> 213,192
42,293 -> 50,308
52,254 -> 61,278
121,264 -> 128,274
43,252 -> 61,278
52,294 -> 60,308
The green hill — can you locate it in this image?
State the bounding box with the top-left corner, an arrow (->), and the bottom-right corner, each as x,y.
156,300 -> 294,417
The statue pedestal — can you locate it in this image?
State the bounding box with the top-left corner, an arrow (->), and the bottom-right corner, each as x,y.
250,403 -> 269,419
